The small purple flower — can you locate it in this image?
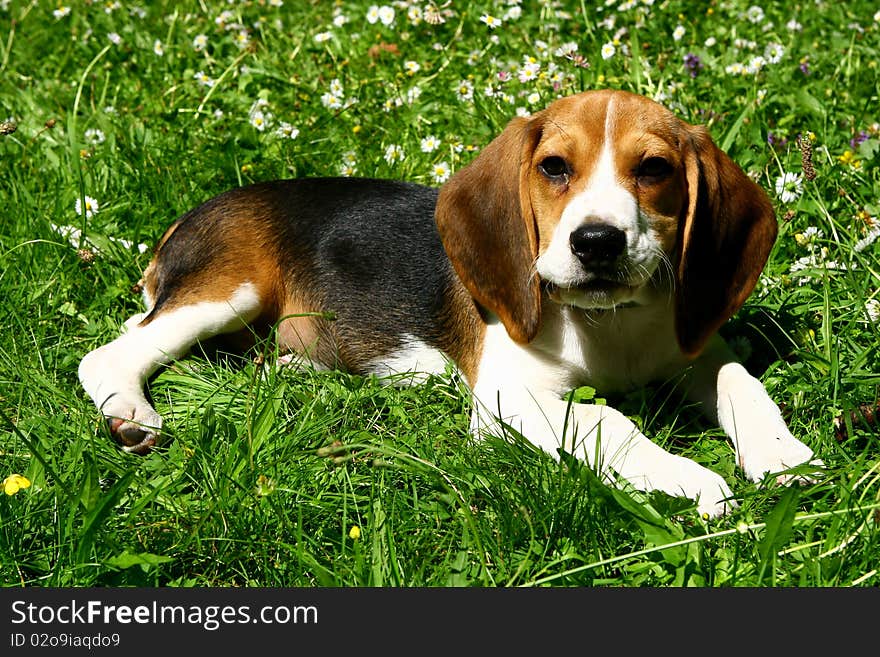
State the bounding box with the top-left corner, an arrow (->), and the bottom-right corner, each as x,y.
684,53 -> 703,78
850,131 -> 869,149
799,58 -> 810,75
767,132 -> 788,148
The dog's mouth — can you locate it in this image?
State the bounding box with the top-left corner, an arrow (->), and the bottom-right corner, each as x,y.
544,276 -> 640,310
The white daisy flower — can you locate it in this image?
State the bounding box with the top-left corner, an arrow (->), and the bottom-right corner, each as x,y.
518,56 -> 541,82
342,151 -> 358,167
85,128 -> 105,145
745,55 -> 767,74
746,5 -> 765,24
455,79 -> 474,102
194,71 -> 215,87
555,42 -> 579,57
480,14 -> 503,29
383,144 -> 404,164
249,110 -> 269,131
233,31 -> 250,49
378,5 -> 395,25
75,196 -> 99,218
420,135 -> 440,153
321,93 -> 343,110
407,6 -> 422,24
431,162 -> 451,184
764,43 -> 784,64
854,224 -> 880,252
275,122 -> 299,139
775,172 -> 804,203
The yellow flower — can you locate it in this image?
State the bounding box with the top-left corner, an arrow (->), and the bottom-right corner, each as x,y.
3,474 -> 31,495
838,150 -> 860,167
348,525 -> 361,540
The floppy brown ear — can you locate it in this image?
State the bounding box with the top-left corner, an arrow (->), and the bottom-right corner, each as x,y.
435,116 -> 542,344
676,126 -> 778,357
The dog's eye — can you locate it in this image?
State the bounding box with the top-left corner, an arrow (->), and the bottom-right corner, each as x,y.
637,156 -> 673,181
538,156 -> 570,182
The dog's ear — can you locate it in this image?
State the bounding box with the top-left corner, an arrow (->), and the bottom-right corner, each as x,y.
675,125 -> 778,357
435,116 -> 542,344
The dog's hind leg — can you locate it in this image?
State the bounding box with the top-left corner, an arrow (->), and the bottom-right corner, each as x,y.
78,282 -> 263,453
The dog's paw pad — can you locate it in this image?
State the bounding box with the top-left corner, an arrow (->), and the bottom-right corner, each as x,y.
103,405 -> 162,454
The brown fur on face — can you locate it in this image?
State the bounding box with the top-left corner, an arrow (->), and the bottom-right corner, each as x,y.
524,92 -> 689,261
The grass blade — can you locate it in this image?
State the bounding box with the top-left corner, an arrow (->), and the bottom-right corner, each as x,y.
756,487 -> 800,584
75,469 -> 136,566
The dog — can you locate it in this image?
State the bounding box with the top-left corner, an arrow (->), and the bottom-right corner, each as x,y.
79,89 -> 820,518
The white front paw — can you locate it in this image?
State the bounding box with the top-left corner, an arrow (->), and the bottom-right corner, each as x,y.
641,455 -> 737,518
738,435 -> 823,485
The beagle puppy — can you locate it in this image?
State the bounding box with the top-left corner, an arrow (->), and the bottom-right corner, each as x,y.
79,90 -> 820,517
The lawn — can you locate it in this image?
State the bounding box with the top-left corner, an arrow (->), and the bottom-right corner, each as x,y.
1,0 -> 878,587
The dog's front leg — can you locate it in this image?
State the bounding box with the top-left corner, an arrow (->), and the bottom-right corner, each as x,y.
685,335 -> 822,484
470,385 -> 735,518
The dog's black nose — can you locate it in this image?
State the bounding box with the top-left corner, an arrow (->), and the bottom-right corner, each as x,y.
569,224 -> 627,266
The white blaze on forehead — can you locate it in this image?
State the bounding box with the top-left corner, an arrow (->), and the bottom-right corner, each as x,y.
560,97 -> 636,234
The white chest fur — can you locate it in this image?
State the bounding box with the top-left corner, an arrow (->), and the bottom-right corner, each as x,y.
474,296 -> 688,398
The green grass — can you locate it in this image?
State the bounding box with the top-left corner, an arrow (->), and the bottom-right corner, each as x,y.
1,0 -> 879,587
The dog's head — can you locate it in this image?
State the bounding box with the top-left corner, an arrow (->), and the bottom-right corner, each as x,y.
435,89 -> 777,357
